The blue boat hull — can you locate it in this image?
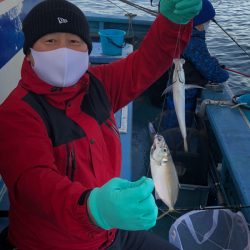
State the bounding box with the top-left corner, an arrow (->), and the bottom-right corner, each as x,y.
0,0 -> 42,69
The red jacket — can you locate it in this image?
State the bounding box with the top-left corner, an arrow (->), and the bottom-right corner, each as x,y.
0,15 -> 191,250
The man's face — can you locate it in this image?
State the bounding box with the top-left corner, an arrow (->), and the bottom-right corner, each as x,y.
27,32 -> 88,65
195,21 -> 210,31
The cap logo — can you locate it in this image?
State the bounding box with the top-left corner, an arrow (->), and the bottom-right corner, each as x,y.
57,17 -> 68,24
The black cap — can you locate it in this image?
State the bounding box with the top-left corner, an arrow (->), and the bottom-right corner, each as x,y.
22,0 -> 92,54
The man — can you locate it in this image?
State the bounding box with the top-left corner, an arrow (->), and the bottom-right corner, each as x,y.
0,0 -> 201,249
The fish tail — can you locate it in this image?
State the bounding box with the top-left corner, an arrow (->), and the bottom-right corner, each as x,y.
157,210 -> 170,220
162,85 -> 173,96
148,122 -> 156,136
184,138 -> 188,152
157,207 -> 176,220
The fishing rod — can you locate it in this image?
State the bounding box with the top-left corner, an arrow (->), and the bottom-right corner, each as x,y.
150,0 -> 159,7
224,67 -> 250,78
174,204 -> 250,212
212,19 -> 250,59
158,204 -> 250,219
116,0 -> 158,17
157,204 -> 250,220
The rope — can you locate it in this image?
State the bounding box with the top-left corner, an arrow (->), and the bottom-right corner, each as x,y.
105,0 -> 137,45
125,13 -> 136,43
116,0 -> 158,16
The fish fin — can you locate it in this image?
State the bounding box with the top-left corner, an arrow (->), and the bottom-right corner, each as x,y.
157,210 -> 170,220
157,207 -> 178,220
180,58 -> 185,65
155,190 -> 161,200
148,122 -> 156,138
162,85 -> 173,96
175,164 -> 187,177
185,84 -> 204,90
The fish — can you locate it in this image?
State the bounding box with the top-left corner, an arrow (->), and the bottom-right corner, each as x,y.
162,58 -> 203,152
150,133 -> 179,218
172,58 -> 188,152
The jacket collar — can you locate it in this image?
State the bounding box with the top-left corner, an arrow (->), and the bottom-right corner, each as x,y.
19,57 -> 89,109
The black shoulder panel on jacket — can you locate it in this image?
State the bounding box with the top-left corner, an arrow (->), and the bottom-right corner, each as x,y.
23,93 -> 86,147
81,72 -> 112,124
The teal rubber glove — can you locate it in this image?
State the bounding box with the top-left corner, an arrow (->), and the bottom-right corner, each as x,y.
88,176 -> 158,230
160,0 -> 202,24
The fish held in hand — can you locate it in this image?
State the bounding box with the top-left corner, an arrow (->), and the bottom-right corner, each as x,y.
150,134 -> 179,217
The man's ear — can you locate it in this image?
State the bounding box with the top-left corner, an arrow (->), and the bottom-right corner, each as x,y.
194,24 -> 204,31
26,50 -> 35,66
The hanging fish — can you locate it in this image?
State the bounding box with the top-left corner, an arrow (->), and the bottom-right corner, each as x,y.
163,58 -> 203,152
172,58 -> 188,152
150,133 -> 179,218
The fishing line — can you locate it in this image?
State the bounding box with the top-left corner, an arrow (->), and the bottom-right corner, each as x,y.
105,0 -> 137,45
148,21 -> 186,189
105,0 -> 132,15
116,0 -> 158,16
224,67 -> 250,78
212,18 -> 250,59
125,12 -> 136,44
114,0 -> 185,135
156,24 -> 183,133
147,25 -> 184,210
173,204 -> 250,212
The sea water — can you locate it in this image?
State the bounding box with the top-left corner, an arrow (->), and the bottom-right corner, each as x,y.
70,0 -> 250,93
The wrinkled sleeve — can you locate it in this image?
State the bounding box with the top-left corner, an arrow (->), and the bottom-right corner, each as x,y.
90,14 -> 192,112
183,36 -> 229,83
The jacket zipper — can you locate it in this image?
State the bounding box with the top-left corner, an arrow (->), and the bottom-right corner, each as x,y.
70,146 -> 76,181
66,144 -> 76,181
66,144 -> 70,177
104,118 -> 120,138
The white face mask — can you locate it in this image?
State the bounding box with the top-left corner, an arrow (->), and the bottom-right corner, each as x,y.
203,22 -> 210,32
31,48 -> 89,87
